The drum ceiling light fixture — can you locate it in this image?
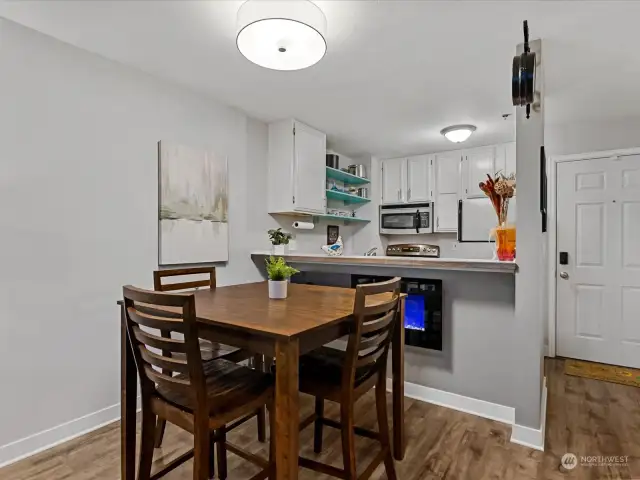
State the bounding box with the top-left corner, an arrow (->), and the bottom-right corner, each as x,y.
236,0 -> 327,71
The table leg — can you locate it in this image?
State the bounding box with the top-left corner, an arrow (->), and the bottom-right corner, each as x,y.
391,297 -> 406,461
120,304 -> 137,480
274,338 -> 300,480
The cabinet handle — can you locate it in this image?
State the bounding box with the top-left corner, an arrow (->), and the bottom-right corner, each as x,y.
437,217 -> 440,229
408,188 -> 412,201
397,189 -> 401,201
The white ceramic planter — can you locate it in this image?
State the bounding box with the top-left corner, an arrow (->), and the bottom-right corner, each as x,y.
271,244 -> 289,256
268,280 -> 288,299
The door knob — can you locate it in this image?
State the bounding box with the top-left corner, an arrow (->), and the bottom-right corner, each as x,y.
559,271 -> 569,279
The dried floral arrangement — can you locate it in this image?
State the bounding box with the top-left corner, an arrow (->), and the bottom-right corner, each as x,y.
479,172 -> 516,225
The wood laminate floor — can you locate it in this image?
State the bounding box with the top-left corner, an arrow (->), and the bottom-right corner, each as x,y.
2,359 -> 639,480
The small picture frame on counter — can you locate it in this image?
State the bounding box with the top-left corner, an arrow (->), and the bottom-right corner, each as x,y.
327,225 -> 339,245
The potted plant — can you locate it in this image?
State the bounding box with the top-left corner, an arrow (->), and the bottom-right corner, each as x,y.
265,256 -> 299,299
268,228 -> 293,255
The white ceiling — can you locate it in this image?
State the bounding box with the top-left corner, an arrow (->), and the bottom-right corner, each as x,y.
2,1 -> 640,158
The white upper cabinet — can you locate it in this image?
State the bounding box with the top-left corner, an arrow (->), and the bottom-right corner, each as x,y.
406,155 -> 433,203
268,119 -> 326,214
435,193 -> 459,232
381,158 -> 407,204
433,150 -> 461,232
435,150 -> 462,194
463,146 -> 497,198
293,122 -> 327,213
504,142 -> 516,176
462,143 -> 516,199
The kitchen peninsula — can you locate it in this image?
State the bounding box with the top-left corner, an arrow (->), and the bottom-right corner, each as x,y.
251,251 -> 521,439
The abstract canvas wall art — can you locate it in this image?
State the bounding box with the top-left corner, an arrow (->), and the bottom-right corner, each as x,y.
158,141 -> 229,265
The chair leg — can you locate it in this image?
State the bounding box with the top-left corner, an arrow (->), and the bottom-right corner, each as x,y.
257,406 -> 267,443
216,429 -> 228,480
340,401 -> 357,480
313,397 -> 324,453
254,354 -> 267,442
375,380 -> 398,480
154,419 -> 167,448
137,402 -> 156,480
208,431 -> 216,479
268,403 -> 276,480
193,418 -> 210,480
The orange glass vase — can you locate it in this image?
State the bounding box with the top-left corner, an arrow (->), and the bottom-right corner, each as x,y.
495,225 -> 516,261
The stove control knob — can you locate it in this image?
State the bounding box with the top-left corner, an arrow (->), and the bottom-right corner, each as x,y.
421,247 -> 427,252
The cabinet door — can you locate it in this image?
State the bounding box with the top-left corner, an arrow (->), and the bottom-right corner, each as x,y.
406,155 -> 432,203
504,142 -> 516,176
464,146 -> 496,198
293,121 -> 326,214
381,158 -> 406,204
435,193 -> 458,232
435,151 -> 461,194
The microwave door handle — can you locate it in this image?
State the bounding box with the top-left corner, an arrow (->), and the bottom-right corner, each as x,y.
415,210 -> 420,233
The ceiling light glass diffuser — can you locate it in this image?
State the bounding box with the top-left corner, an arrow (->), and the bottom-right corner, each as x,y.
440,125 -> 477,143
237,0 -> 327,71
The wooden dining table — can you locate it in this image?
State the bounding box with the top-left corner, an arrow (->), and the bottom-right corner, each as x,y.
119,282 -> 406,480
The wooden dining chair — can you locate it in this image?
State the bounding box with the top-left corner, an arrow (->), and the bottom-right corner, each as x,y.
122,285 -> 275,480
153,267 -> 267,451
297,277 -> 401,480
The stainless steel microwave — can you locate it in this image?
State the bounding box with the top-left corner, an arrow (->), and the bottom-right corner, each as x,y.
379,202 -> 434,235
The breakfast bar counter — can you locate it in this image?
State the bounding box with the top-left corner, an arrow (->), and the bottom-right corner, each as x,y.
251,250 -> 521,446
250,252 -> 517,274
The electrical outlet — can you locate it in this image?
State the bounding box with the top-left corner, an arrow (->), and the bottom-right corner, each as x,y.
451,242 -> 458,250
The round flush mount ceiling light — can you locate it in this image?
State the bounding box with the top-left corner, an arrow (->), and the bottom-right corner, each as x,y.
440,124 -> 477,143
236,0 -> 327,71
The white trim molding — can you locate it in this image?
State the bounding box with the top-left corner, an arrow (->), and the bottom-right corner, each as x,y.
387,379 -> 515,426
510,377 -> 548,451
0,397 -> 141,469
388,379 -> 549,451
547,146 -> 640,359
0,404 -> 120,469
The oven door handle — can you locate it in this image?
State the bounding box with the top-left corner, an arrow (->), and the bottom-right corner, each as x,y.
415,210 -> 421,233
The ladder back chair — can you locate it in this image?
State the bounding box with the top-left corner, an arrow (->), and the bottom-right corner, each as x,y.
153,267 -> 267,452
122,285 -> 275,480
297,277 -> 402,480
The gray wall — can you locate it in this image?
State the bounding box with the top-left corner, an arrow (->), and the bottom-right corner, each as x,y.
279,261 -> 516,409
512,39 -> 546,429
0,18 -> 275,459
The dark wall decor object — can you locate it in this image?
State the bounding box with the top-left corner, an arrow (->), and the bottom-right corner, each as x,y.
512,20 -> 536,119
327,225 -> 339,245
326,154 -> 339,169
540,146 -> 547,232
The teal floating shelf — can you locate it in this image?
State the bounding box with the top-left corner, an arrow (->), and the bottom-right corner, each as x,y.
325,167 -> 370,186
326,189 -> 371,204
314,213 -> 370,223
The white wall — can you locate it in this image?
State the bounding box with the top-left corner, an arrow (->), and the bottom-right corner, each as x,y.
0,18 -> 272,464
546,118 -> 640,157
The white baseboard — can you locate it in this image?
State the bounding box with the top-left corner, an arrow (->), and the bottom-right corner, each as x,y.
388,378 -> 548,452
0,398 -> 140,469
510,378 -> 548,451
386,379 -> 515,425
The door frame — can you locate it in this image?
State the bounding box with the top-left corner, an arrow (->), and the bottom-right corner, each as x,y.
547,147 -> 640,358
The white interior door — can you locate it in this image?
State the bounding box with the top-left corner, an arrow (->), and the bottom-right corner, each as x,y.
556,155 -> 640,368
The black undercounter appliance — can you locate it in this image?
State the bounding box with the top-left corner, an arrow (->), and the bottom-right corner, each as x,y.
351,244 -> 443,351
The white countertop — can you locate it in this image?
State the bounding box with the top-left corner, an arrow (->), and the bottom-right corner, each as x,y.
251,251 -> 517,274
